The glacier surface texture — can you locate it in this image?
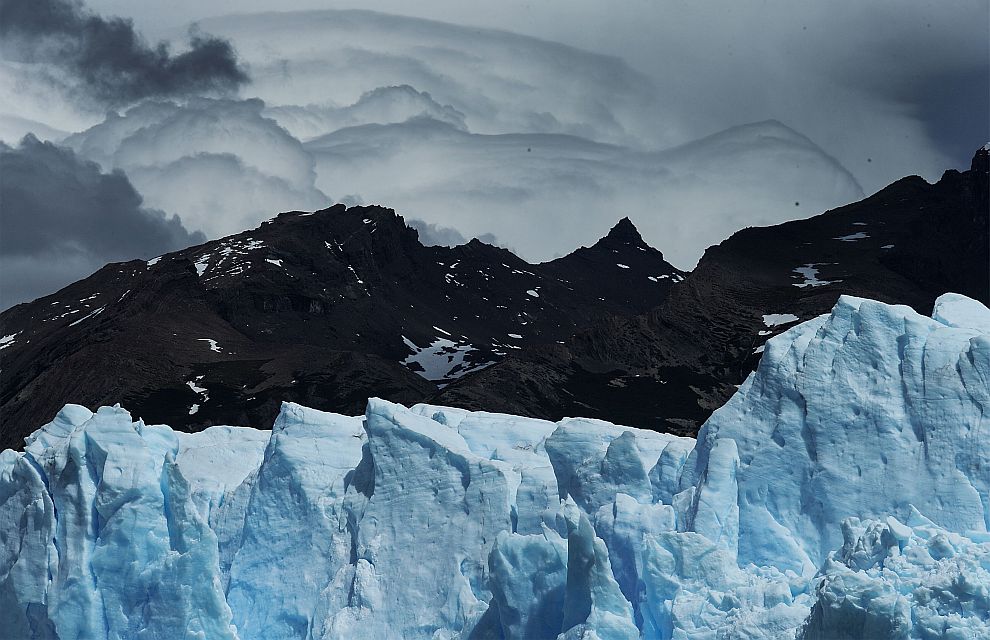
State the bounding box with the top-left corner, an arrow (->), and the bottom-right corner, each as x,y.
2,293 -> 989,639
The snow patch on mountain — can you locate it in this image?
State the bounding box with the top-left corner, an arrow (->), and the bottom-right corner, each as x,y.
762,313 -> 799,327
792,263 -> 840,288
402,336 -> 492,384
0,332 -> 20,350
833,231 -> 869,241
197,338 -> 222,353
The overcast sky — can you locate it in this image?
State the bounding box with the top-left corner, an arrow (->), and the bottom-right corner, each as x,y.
82,0 -> 990,182
1,0 -> 987,308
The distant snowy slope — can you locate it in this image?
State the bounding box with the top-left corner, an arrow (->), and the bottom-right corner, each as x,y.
2,293 -> 988,638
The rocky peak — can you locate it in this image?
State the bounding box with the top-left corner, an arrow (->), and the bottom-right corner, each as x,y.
602,216 -> 646,246
972,143 -> 989,175
0,201 -> 681,448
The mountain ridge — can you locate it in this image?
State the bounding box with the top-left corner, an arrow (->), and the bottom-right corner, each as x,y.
0,205 -> 681,449
432,147 -> 989,432
1,147 -> 985,448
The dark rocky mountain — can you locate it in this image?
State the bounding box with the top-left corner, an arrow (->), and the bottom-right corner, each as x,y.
0,206 -> 682,449
434,147 -> 990,434
1,148 -> 985,449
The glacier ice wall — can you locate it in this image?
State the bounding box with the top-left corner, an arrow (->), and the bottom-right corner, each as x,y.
1,293 -> 988,639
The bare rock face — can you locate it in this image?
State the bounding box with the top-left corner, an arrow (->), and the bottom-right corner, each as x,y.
0,205 -> 680,449
435,147 -> 989,434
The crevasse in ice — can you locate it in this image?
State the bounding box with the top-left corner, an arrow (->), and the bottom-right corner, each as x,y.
2,293 -> 988,639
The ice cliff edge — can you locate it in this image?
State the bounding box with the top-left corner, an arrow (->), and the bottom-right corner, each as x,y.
2,293 -> 989,639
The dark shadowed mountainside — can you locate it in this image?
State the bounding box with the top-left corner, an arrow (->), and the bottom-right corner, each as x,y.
433,147 -> 989,434
0,206 -> 681,449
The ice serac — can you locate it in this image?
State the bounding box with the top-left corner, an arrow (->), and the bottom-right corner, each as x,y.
226,402 -> 364,640
323,398 -> 516,639
0,448 -> 57,639
488,528 -> 568,640
546,418 -> 685,515
1,292 -> 988,640
3,405 -> 240,640
803,510 -> 990,639
679,293 -> 990,576
558,498 -> 640,640
409,403 -> 561,534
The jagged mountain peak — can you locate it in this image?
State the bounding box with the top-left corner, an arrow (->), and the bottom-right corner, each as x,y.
973,144 -> 989,172
263,202 -> 416,240
545,216 -> 679,274
435,152 -> 988,433
0,202 -> 681,446
602,216 -> 645,245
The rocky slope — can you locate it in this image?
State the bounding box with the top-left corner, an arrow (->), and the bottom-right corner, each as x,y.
0,207 -> 681,449
435,147 -> 990,434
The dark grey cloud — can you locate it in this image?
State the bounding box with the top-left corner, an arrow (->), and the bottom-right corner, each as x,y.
911,65 -> 990,168
0,135 -> 205,309
831,37 -> 989,172
0,0 -> 247,107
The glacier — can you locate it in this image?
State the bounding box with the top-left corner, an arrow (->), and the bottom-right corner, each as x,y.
1,292 -> 989,639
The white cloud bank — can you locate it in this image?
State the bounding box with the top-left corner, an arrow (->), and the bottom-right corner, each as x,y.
63,98 -> 330,238
304,117 -> 862,266
194,10 -> 673,148
9,5 -> 937,299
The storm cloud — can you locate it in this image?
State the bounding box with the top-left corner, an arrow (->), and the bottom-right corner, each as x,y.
0,0 -> 247,107
0,135 -> 205,309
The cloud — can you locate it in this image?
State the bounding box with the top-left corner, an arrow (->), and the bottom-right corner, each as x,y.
305,118 -> 863,268
556,0 -> 988,191
64,98 -> 330,238
0,113 -> 67,144
0,0 -> 247,107
186,5 -> 988,193
825,32 -> 989,173
38,10 -> 870,273
126,152 -> 330,239
5,3 -> 976,304
193,10 -> 670,148
0,135 -> 204,309
405,219 -> 501,248
65,2 -> 985,192
266,84 -> 467,141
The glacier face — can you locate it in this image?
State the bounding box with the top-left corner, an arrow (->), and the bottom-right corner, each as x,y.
1,293 -> 989,639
